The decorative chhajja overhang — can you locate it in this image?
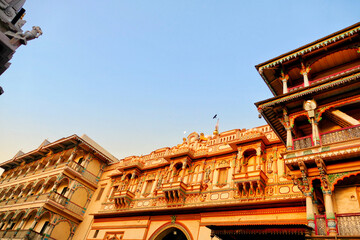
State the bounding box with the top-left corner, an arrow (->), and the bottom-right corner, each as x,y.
161,181 -> 187,205
113,190 -> 135,208
233,170 -> 268,197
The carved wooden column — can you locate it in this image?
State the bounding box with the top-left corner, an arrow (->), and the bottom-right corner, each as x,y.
279,71 -> 289,94
67,147 -> 78,165
300,62 -> 311,87
280,109 -> 293,150
315,158 -> 337,236
256,143 -> 264,171
304,100 -> 319,146
323,190 -> 337,235
199,161 -> 205,183
181,160 -> 187,182
129,171 -> 136,191
236,148 -> 242,173
305,192 -> 315,229
54,154 -> 63,168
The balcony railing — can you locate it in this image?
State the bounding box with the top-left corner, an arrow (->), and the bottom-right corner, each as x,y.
337,213 -> 360,236
293,135 -> 313,150
320,124 -> 360,145
291,124 -> 360,151
65,200 -> 84,216
13,229 -> 55,240
3,229 -> 17,238
0,192 -> 85,217
49,192 -> 67,206
67,161 -> 99,185
49,192 -> 85,216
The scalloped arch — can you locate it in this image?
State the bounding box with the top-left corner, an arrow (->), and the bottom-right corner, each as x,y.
148,222 -> 193,240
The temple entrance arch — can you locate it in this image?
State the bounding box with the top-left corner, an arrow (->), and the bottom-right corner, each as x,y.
149,223 -> 192,240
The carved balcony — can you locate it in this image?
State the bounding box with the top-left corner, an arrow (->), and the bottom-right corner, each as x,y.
161,181 -> 187,205
233,170 -> 268,197
113,190 -> 135,208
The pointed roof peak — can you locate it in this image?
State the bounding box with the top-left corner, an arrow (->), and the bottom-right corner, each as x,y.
39,139 -> 51,148
13,150 -> 24,159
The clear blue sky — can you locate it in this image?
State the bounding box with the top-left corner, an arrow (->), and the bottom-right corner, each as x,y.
1,1 -> 359,162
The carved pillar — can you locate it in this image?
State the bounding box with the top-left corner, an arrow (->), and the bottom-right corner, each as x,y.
323,190 -> 337,236
15,217 -> 26,233
24,164 -> 33,176
140,175 -> 147,195
300,63 -> 311,87
199,162 -> 205,183
213,169 -> 219,185
25,186 -> 35,199
15,188 -> 26,202
51,175 -> 62,193
280,110 -> 293,150
83,154 -> 91,169
210,160 -> 216,186
129,172 -> 136,191
67,147 -> 78,165
155,170 -> 162,190
273,148 -> 279,181
305,192 -> 315,229
35,184 -> 47,199
286,127 -> 293,150
280,71 -> 289,94
311,118 -> 320,146
256,148 -> 262,170
304,100 -> 319,146
236,148 -> 242,173
34,163 -> 42,172
43,222 -> 55,239
43,153 -> 53,170
54,154 -> 63,167
28,216 -> 39,231
7,187 -> 17,201
181,161 -> 187,181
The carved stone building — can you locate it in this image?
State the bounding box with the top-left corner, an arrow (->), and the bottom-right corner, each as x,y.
0,22 -> 360,240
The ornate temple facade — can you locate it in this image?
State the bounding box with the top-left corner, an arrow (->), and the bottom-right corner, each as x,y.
0,22 -> 360,240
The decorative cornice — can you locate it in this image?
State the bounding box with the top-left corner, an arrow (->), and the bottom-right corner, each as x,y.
258,26 -> 360,71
